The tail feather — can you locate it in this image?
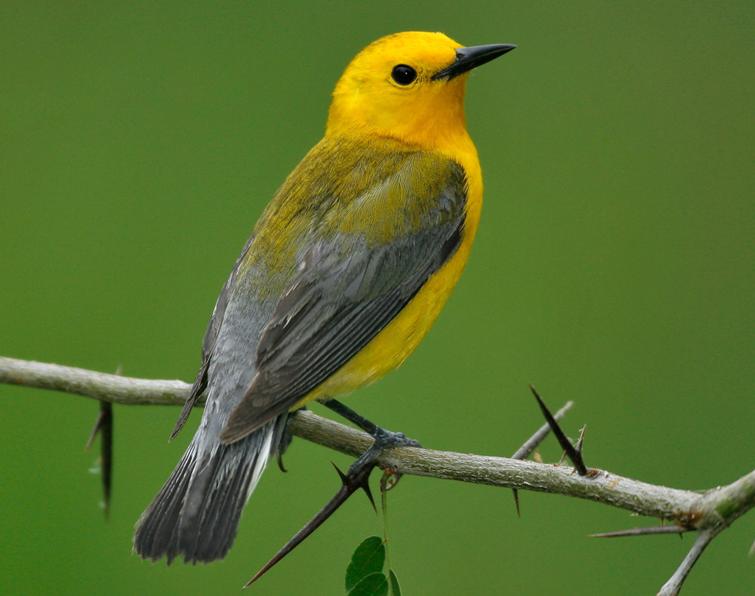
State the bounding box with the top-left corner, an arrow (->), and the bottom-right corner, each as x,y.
134,417 -> 282,563
192,428 -> 275,560
134,440 -> 198,562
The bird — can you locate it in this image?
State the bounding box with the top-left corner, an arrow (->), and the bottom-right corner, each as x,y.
133,30 -> 515,565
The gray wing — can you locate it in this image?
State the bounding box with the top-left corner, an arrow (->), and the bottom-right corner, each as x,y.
220,177 -> 466,444
170,236 -> 255,438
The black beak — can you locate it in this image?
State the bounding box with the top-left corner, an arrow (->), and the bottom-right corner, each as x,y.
432,43 -> 517,81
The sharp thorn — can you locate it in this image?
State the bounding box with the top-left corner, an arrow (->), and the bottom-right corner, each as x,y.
529,385 -> 588,475
507,396 -> 574,515
575,425 -> 587,455
361,476 -> 376,512
244,461 -> 376,588
100,401 -> 113,518
85,409 -> 105,451
85,400 -> 114,518
590,525 -> 689,538
331,462 -> 348,484
512,488 -> 521,517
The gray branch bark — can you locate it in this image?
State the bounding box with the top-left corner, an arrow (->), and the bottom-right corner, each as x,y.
1,356 -> 752,594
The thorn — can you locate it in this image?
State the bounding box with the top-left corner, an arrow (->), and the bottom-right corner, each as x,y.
331,461 -> 347,484
529,385 -> 588,476
575,424 -> 587,455
244,461 -> 376,588
508,398 -> 574,518
333,462 -> 374,509
85,408 -> 106,451
590,525 -> 689,538
361,475 -> 376,512
85,400 -> 113,518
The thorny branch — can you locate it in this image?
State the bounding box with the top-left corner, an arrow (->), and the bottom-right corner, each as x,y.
1,356 -> 753,594
247,392 -> 574,586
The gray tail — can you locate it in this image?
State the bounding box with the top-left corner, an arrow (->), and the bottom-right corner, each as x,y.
133,417 -> 284,564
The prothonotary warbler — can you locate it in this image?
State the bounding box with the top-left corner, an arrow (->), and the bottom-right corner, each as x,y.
134,31 -> 516,564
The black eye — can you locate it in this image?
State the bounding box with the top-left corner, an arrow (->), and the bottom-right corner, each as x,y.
391,64 -> 417,86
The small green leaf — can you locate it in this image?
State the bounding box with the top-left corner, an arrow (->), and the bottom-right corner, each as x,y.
348,572 -> 388,596
388,570 -> 402,596
345,536 -> 386,591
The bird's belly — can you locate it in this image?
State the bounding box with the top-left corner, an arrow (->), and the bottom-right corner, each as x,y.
293,235 -> 473,407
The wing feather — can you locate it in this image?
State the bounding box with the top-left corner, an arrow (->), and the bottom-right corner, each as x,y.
220,155 -> 467,443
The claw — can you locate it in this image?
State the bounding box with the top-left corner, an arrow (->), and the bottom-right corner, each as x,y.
275,413 -> 296,473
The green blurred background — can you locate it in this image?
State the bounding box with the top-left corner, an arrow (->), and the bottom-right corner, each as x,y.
1,1 -> 752,594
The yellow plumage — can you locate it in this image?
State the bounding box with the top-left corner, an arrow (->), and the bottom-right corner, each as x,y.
311,152 -> 482,401
271,32 -> 488,406
135,30 -> 514,566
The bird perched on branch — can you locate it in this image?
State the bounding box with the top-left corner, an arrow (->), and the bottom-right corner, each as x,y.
134,31 -> 515,564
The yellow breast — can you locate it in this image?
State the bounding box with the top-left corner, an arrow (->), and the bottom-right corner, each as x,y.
298,136 -> 483,405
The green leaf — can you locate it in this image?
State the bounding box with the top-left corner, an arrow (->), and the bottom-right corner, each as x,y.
345,536 -> 386,591
388,570 -> 402,596
348,572 -> 388,596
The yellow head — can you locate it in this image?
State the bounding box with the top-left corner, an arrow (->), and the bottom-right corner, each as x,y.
326,32 -> 515,150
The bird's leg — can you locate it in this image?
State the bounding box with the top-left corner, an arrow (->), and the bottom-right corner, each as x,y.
348,426 -> 421,474
322,399 -> 378,433
322,399 -> 421,474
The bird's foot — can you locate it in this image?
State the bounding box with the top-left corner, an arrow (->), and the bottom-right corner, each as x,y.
348,426 -> 420,475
